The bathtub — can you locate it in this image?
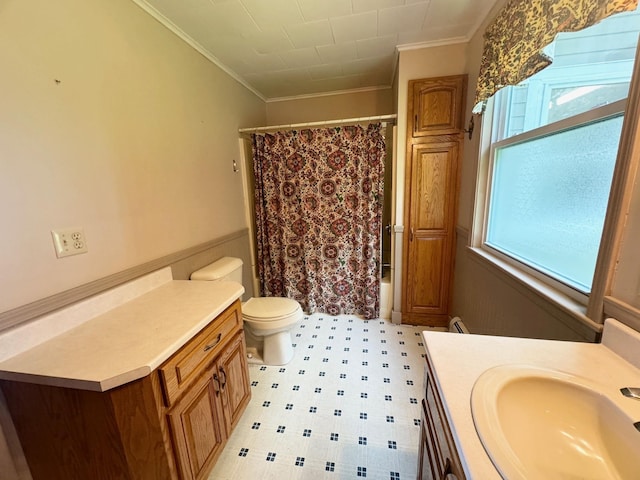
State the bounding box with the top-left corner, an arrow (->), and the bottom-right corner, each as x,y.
380,271 -> 392,320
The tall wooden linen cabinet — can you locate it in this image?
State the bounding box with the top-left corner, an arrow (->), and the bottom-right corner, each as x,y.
402,75 -> 467,327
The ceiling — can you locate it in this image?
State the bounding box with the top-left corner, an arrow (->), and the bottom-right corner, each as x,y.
135,0 -> 498,100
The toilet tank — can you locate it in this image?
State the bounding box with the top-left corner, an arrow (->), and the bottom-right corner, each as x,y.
190,257 -> 244,284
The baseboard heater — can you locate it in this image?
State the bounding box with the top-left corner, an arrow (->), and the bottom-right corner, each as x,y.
449,317 -> 469,334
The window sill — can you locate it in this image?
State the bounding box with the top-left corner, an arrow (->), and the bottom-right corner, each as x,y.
466,246 -> 604,338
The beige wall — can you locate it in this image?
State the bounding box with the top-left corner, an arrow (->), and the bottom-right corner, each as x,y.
0,0 -> 266,314
1,0 -> 266,477
265,87 -> 393,125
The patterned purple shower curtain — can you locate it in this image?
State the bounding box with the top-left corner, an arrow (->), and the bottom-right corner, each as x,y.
252,123 -> 385,319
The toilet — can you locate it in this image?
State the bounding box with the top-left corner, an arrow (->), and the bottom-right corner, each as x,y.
190,257 -> 303,365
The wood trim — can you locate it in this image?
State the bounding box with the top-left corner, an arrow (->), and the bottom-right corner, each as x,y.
0,229 -> 249,333
603,296 -> 640,334
588,42 -> 640,320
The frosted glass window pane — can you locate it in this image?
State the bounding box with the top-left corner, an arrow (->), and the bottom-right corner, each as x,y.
487,115 -> 623,292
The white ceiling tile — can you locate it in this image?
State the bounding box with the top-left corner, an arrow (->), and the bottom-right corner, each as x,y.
147,0 -> 259,37
198,35 -> 253,63
316,42 -> 358,63
279,47 -> 323,68
297,0 -> 352,21
142,0 -> 499,99
243,29 -> 294,54
352,0 -> 405,14
309,75 -> 365,93
249,68 -> 315,97
396,30 -> 434,45
285,20 -> 334,49
366,69 -> 394,85
378,3 -> 429,36
264,68 -> 313,84
424,0 -> 491,26
241,0 -> 304,29
330,11 -> 378,43
356,35 -> 398,58
397,24 -> 469,45
307,64 -> 344,80
237,52 -> 288,73
341,55 -> 394,76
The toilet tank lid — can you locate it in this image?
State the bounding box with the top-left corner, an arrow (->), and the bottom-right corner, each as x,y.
190,257 -> 243,280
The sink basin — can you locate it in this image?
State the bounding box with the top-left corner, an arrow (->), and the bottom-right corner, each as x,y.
471,364 -> 640,480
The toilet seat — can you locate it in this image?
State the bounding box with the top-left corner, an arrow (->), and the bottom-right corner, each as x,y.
242,297 -> 303,330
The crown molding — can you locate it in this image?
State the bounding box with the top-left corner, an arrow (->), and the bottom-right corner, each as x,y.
396,36 -> 469,52
129,0 -> 266,102
266,85 -> 393,104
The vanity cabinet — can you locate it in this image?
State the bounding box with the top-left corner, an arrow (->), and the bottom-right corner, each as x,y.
418,357 -> 466,480
162,300 -> 250,480
166,328 -> 250,480
0,299 -> 250,480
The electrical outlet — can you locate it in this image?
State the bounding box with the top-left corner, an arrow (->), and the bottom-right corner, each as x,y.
51,227 -> 88,258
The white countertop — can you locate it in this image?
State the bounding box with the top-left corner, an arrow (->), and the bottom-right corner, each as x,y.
0,280 -> 244,392
422,319 -> 640,479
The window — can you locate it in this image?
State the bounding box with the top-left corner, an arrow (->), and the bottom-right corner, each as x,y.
477,7 -> 640,298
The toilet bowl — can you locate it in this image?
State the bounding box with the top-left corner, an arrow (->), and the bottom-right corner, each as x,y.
190,257 -> 303,365
242,296 -> 303,365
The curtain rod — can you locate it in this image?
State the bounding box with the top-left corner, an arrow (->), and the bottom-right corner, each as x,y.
238,114 -> 397,134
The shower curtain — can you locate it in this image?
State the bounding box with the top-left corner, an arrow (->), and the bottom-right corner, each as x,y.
252,123 -> 386,319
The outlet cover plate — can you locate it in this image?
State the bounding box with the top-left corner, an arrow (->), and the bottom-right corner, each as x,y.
51,227 -> 88,258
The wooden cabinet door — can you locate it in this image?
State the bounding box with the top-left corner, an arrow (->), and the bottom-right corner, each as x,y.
410,76 -> 466,137
418,400 -> 439,480
421,362 -> 466,480
217,332 -> 251,434
403,74 -> 467,327
168,368 -> 226,480
403,141 -> 459,323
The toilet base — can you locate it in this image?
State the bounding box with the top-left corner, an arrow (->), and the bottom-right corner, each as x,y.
245,346 -> 264,365
263,330 -> 295,365
244,328 -> 296,366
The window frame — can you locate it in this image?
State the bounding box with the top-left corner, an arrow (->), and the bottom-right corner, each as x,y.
470,73 -> 639,328
480,97 -> 626,305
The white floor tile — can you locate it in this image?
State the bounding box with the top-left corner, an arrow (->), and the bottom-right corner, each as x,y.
209,313 -> 425,480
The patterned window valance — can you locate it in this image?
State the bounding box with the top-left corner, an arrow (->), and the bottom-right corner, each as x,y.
473,0 -> 639,113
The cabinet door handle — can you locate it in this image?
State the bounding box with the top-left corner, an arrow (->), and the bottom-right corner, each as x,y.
204,333 -> 222,352
414,114 -> 418,132
441,459 -> 457,480
219,367 -> 227,390
213,373 -> 221,396
410,227 -> 414,242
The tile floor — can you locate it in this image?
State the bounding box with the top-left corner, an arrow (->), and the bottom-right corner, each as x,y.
209,313 -> 428,479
